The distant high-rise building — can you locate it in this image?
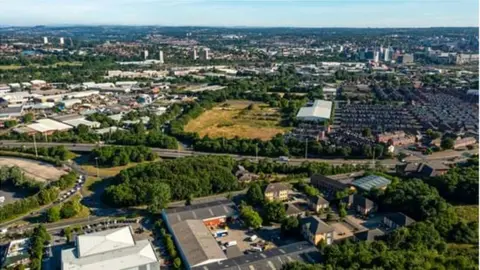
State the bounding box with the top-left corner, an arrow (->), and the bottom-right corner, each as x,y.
143,50 -> 149,60
192,47 -> 198,60
399,53 -> 415,64
43,37 -> 48,44
202,48 -> 210,60
374,51 -> 380,63
380,46 -> 384,54
384,47 -> 393,62
359,50 -> 366,60
159,50 -> 164,64
338,45 -> 344,53
59,37 -> 64,45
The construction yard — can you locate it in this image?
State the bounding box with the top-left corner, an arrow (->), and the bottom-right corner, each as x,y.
184,100 -> 289,141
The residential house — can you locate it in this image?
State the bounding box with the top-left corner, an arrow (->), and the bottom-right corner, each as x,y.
264,182 -> 290,201
301,216 -> 334,245
343,194 -> 376,216
396,162 -> 449,177
309,195 -> 329,213
285,203 -> 305,218
383,212 -> 415,229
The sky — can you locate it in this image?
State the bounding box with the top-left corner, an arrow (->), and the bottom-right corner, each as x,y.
0,0 -> 478,27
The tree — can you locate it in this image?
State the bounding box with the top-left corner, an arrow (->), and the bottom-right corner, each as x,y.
147,183 -> 171,213
23,113 -> 34,123
441,138 -> 455,150
240,205 -> 263,229
362,128 -> 372,137
339,202 -> 347,219
264,201 -> 287,223
173,257 -> 182,269
46,205 -> 61,222
281,216 -> 300,236
246,183 -> 264,205
63,227 -> 73,243
185,194 -> 193,206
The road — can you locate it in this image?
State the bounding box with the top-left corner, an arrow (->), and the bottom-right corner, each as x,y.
1,140 -> 474,167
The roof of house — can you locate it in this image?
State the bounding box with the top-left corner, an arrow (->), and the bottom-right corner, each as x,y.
351,175 -> 392,191
285,203 -> 305,216
191,241 -> 321,270
386,212 -> 415,227
344,194 -> 375,209
170,219 -> 227,268
400,162 -> 449,177
354,228 -> 385,242
164,198 -> 237,225
61,226 -> 159,270
296,100 -> 332,120
311,195 -> 329,206
301,216 -> 334,235
265,182 -> 290,194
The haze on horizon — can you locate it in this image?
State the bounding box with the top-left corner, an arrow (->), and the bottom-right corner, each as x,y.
0,0 -> 478,28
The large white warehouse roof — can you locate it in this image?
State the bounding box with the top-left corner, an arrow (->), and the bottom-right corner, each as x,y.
296,100 -> 333,121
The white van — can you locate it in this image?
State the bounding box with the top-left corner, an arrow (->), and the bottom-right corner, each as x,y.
225,241 -> 237,247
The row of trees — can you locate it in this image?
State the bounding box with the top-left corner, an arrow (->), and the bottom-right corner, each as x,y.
51,171 -> 78,191
91,145 -> 157,166
2,145 -> 74,161
29,225 -> 50,270
239,159 -> 368,176
103,156 -> 240,210
154,221 -> 182,269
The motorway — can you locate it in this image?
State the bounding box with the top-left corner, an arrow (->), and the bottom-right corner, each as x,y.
0,140 -> 475,167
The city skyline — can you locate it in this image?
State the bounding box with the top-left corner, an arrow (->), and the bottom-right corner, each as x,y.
0,0 -> 478,27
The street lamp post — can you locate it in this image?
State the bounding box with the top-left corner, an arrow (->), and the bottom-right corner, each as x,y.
95,157 -> 100,178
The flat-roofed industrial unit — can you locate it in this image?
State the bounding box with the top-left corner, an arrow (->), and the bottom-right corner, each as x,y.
170,219 -> 227,268
296,100 -> 332,122
351,175 -> 391,191
163,199 -> 237,225
192,241 -> 321,270
61,226 -> 159,270
27,118 -> 73,133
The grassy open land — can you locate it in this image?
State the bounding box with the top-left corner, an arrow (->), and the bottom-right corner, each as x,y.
0,65 -> 23,70
0,61 -> 82,70
454,205 -> 478,223
80,159 -> 159,178
81,164 -> 136,178
184,100 -> 290,141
